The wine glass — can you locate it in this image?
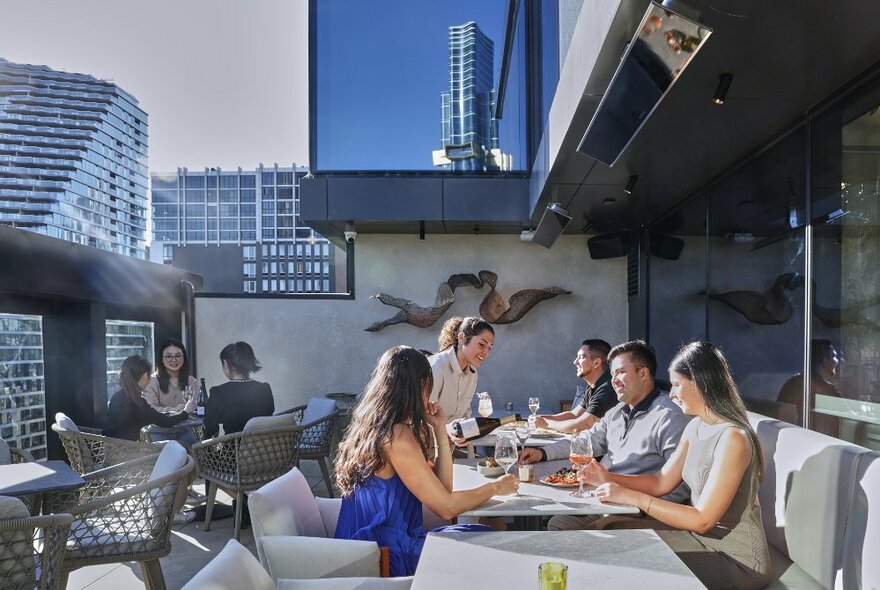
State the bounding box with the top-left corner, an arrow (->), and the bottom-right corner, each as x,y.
528,396 -> 540,416
568,431 -> 594,498
494,432 -> 518,494
514,420 -> 531,456
477,392 -> 493,418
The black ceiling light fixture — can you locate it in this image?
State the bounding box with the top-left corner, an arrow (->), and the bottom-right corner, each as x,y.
713,73 -> 733,105
624,175 -> 639,194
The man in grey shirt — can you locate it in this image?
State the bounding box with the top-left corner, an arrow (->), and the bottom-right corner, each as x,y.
520,340 -> 690,530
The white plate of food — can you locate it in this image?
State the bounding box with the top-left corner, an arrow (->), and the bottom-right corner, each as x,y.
529,428 -> 564,438
539,467 -> 580,488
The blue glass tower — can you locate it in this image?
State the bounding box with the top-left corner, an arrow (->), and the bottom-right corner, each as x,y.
435,22 -> 507,171
0,58 -> 148,258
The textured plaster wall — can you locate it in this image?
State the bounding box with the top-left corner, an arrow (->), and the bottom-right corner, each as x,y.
194,234 -> 627,412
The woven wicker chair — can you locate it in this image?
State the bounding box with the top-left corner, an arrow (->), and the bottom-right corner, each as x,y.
0,496 -> 72,590
5,444 -> 38,514
51,414 -> 160,474
278,400 -> 340,497
192,421 -> 305,540
47,449 -> 195,590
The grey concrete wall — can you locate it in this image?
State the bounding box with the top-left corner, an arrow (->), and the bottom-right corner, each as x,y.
194,234 -> 627,413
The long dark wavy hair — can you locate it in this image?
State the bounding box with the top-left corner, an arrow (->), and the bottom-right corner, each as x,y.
119,355 -> 152,406
156,338 -> 190,393
669,341 -> 764,482
335,346 -> 434,497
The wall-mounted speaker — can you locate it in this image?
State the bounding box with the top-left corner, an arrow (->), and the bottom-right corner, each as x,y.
532,203 -> 572,249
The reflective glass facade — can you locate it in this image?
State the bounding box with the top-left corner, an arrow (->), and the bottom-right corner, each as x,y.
151,166 -> 340,294
0,58 -> 149,258
105,320 -> 153,397
0,313 -> 46,459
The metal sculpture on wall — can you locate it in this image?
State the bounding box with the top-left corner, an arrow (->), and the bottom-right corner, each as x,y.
366,270 -> 571,332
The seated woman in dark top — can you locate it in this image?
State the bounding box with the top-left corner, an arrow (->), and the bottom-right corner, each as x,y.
203,341 -> 274,438
104,355 -> 188,441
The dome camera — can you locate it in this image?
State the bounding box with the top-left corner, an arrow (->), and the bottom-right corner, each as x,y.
344,222 -> 356,244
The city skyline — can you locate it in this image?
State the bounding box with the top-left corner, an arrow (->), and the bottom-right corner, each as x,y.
0,0 -> 309,173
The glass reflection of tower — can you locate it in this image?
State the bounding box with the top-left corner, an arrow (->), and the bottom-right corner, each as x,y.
434,22 -> 510,171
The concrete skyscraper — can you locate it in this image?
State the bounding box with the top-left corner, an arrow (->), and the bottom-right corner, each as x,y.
433,22 -> 510,171
0,59 -> 149,259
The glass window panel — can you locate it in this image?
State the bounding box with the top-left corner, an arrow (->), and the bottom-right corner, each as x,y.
0,314 -> 47,459
105,320 -> 153,401
151,175 -> 178,189
809,81 -> 880,447
240,175 -> 256,188
185,175 -> 205,189
207,175 -> 218,188
152,189 -> 178,204
277,172 -> 293,185
219,174 -> 238,188
262,171 -> 275,185
314,0 -> 520,171
185,189 -> 205,203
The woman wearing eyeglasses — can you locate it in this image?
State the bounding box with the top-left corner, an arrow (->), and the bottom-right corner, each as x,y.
142,339 -> 199,446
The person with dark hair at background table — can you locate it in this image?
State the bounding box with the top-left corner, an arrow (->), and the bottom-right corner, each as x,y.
203,341 -> 274,438
142,338 -> 198,446
533,339 -> 616,433
582,341 -> 771,590
104,355 -> 188,441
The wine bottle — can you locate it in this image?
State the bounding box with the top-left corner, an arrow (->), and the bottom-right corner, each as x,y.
196,378 -> 208,417
451,414 -> 521,441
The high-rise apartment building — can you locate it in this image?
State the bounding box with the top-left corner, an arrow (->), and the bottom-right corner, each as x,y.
151,165 -> 340,294
433,22 -> 510,171
0,58 -> 149,258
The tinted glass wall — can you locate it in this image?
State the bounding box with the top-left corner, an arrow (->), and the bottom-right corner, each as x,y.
313,0 -> 526,172
647,70 -> 880,450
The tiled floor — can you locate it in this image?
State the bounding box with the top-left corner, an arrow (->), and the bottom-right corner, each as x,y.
67,462 -> 332,590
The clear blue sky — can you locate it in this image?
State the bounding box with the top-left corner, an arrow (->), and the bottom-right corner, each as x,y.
315,0 -> 510,170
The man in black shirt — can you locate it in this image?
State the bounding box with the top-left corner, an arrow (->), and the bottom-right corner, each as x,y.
533,339 -> 616,433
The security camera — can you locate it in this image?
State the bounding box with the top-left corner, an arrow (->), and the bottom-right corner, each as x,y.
344,230 -> 357,244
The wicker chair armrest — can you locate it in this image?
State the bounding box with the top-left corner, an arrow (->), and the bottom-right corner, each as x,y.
48,454 -> 158,512
275,404 -> 307,417
10,447 -> 35,463
78,425 -> 103,435
68,456 -> 194,518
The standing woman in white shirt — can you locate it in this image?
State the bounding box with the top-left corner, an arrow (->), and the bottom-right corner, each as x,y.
429,316 -> 494,443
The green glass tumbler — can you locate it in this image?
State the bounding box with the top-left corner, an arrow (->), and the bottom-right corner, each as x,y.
538,562 -> 568,590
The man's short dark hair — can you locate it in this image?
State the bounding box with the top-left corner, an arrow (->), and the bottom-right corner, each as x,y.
608,340 -> 657,376
582,339 -> 611,367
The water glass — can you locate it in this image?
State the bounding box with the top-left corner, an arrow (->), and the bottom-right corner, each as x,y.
538,562 -> 568,590
477,392 -> 493,417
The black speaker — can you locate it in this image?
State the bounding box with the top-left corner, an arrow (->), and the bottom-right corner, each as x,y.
532,203 -> 572,249
649,234 -> 685,260
587,231 -> 632,259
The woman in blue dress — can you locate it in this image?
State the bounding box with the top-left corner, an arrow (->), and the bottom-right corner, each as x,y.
334,346 -> 518,576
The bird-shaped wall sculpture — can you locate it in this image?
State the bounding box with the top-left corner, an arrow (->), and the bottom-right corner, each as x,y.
365,273 -> 482,332
705,272 -> 801,325
477,270 -> 572,324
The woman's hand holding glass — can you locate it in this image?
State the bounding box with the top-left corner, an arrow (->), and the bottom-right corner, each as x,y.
577,454 -> 610,487
182,384 -> 197,415
424,401 -> 447,432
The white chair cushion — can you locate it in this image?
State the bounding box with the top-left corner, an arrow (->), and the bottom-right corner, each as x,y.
315,497 -> 342,537
149,441 -> 188,481
181,539 -> 275,590
260,535 -> 381,581
0,438 -> 11,465
278,577 -> 414,590
244,413 -> 298,432
55,412 -> 79,432
302,397 -> 336,426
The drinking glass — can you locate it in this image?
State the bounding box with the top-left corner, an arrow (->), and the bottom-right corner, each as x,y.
477,392 -> 493,418
538,562 -> 568,590
568,431 -> 594,498
528,396 -> 540,416
494,432 -> 518,494
514,420 -> 531,457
